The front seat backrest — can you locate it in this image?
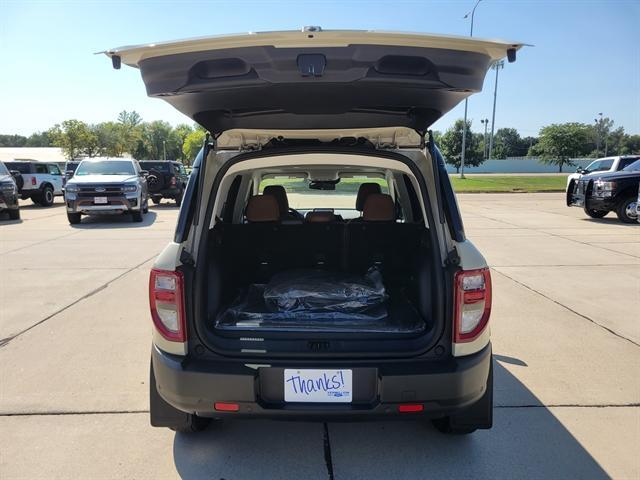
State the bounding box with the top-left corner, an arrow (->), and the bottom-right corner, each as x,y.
355,182 -> 382,211
263,185 -> 290,217
246,195 -> 280,222
362,194 -> 395,222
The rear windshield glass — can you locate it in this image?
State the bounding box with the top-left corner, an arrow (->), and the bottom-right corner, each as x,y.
4,162 -> 31,174
0,162 -> 9,175
140,162 -> 171,173
75,161 -> 135,176
65,162 -> 80,172
259,176 -> 389,211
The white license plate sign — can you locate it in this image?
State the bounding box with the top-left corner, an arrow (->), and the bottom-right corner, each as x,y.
94,196 -> 108,204
284,369 -> 352,403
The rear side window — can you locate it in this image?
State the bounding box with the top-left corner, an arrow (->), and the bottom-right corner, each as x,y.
619,158 -> 639,169
35,164 -> 48,174
4,162 -> 31,174
140,162 -> 171,173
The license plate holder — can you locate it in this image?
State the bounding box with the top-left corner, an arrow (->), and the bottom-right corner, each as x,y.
94,196 -> 108,204
284,369 -> 352,403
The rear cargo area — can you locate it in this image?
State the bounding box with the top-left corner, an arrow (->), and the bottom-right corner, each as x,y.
206,219 -> 433,337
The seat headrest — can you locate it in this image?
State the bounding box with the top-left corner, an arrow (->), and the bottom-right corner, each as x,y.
362,194 -> 395,222
263,185 -> 289,216
305,211 -> 334,223
246,195 -> 280,222
355,182 -> 382,211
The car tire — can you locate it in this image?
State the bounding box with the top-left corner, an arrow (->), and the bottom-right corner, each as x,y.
67,212 -> 81,224
175,189 -> 183,207
583,208 -> 608,219
13,174 -> 24,192
431,359 -> 493,435
615,196 -> 638,224
149,361 -> 212,433
143,199 -> 149,214
8,208 -> 20,220
151,196 -> 162,205
38,185 -> 55,207
132,210 -> 143,222
566,180 -> 575,206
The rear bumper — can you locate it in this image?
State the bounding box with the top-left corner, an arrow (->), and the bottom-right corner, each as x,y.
152,343 -> 492,420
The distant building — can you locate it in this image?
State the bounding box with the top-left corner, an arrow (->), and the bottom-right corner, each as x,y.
0,147 -> 133,164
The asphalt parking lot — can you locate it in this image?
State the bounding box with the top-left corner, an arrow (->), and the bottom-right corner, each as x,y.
1,193 -> 638,479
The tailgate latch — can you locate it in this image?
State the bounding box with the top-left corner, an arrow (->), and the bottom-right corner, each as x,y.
297,54 -> 326,77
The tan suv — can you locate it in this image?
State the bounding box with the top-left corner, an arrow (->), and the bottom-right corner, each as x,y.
106,29 -> 522,434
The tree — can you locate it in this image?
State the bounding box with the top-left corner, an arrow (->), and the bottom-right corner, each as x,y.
26,131 -> 51,147
173,124 -> 194,162
48,120 -> 95,159
592,116 -> 614,157
117,110 -> 142,127
621,134 -> 640,154
182,128 -> 206,164
532,123 -> 591,172
439,119 -> 484,173
491,128 -> 533,158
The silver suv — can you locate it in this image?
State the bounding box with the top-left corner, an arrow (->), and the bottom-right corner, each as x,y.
106,29 -> 522,434
64,158 -> 149,224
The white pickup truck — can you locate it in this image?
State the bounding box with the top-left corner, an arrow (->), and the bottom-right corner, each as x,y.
566,156 -> 640,206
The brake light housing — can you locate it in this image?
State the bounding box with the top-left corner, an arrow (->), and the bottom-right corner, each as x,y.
170,176 -> 176,186
149,269 -> 186,342
31,176 -> 37,186
453,268 -> 492,343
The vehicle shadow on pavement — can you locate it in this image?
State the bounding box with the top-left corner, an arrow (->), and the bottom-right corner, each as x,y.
69,211 -> 158,229
171,361 -> 608,480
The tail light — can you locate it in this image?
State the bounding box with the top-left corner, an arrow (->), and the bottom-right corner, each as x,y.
453,268 -> 492,343
170,176 -> 176,186
149,269 -> 186,342
31,177 -> 37,186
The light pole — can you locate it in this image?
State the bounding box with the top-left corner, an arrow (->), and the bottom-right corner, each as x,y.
594,112 -> 603,157
460,0 -> 483,179
488,60 -> 504,160
480,118 -> 489,159
163,140 -> 167,161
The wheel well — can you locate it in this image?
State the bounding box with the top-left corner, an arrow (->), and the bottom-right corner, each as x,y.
40,182 -> 54,191
618,186 -> 639,202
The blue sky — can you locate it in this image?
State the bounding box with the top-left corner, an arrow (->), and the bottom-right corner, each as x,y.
2,0 -> 639,137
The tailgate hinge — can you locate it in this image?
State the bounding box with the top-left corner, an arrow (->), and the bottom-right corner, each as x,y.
179,249 -> 195,267
445,248 -> 460,267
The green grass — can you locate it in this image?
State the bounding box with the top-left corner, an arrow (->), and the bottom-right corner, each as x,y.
449,175 -> 566,193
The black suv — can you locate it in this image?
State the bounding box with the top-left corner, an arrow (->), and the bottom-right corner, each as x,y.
0,162 -> 20,220
568,159 -> 640,223
139,161 -> 188,206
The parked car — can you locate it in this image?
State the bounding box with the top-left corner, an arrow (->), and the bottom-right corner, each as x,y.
3,160 -> 64,206
138,161 -> 189,206
568,159 -> 640,223
0,162 -> 20,220
106,29 -> 524,434
64,158 -> 149,224
62,160 -> 81,190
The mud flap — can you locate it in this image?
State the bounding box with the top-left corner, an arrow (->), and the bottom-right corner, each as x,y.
449,358 -> 493,430
149,360 -> 192,429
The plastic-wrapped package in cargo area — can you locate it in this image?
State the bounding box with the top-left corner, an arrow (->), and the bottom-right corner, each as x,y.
215,267 -> 425,334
